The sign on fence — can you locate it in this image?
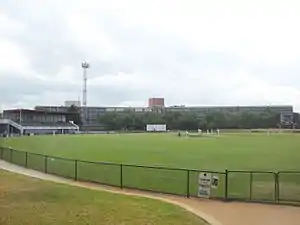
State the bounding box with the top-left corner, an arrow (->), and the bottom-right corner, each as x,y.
211,175 -> 219,189
198,172 -> 212,198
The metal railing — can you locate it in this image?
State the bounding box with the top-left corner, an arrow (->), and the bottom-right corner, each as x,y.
0,146 -> 299,206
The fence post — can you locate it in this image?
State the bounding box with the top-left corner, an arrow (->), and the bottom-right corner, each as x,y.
44,156 -> 48,173
120,164 -> 123,189
186,170 -> 190,198
25,152 -> 28,168
249,172 -> 253,200
10,148 -> 13,163
275,172 -> 279,203
74,160 -> 78,181
225,169 -> 228,200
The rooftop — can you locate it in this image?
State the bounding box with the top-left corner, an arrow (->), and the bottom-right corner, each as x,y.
3,109 -> 75,115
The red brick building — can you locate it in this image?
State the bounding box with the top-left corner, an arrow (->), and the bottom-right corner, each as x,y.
148,98 -> 165,107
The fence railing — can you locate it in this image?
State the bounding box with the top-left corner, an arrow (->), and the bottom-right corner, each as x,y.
0,146 -> 299,206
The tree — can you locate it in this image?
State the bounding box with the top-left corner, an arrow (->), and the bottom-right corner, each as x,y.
97,109 -> 281,131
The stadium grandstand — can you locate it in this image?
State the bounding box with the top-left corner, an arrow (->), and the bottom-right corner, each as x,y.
0,109 -> 79,136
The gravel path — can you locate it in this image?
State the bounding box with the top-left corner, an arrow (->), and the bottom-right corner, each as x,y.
1,160 -> 299,225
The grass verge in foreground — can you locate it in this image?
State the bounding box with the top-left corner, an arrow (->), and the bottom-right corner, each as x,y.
0,169 -> 208,225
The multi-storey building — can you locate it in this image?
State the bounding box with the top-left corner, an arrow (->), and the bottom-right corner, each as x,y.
64,100 -> 81,107
166,105 -> 293,114
36,102 -> 294,128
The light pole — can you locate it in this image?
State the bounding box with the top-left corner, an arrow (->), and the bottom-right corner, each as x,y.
81,61 -> 90,125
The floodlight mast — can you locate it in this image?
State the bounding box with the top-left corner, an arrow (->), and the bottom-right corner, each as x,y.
81,61 -> 90,124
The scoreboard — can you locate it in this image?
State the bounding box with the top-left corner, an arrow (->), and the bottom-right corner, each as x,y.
280,113 -> 294,124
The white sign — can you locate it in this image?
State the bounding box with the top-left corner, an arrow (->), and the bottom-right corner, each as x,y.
146,124 -> 167,132
198,172 -> 212,198
211,176 -> 219,189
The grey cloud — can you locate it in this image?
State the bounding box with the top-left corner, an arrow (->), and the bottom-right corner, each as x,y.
249,63 -> 300,88
2,0 -> 240,79
88,86 -> 145,106
0,75 -> 79,96
1,1 -> 300,111
105,19 -> 243,77
0,72 -> 145,108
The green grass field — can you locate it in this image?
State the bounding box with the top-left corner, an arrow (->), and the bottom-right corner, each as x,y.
1,132 -> 300,203
0,169 -> 207,225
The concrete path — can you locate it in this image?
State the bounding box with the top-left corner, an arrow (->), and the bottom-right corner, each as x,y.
1,160 -> 299,225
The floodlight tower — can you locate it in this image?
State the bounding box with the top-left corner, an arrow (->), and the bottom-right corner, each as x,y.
81,61 -> 90,124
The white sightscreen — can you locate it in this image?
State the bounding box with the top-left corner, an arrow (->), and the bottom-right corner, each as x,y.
146,124 -> 167,132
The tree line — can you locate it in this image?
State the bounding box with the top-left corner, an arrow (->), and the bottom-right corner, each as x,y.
65,105 -> 299,130
98,110 -> 298,131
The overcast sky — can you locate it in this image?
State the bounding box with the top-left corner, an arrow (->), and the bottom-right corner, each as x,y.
1,0 -> 300,111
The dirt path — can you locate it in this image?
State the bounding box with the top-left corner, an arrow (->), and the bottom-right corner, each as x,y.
1,160 -> 299,225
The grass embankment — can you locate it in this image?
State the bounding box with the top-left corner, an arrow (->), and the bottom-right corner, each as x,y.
0,169 -> 208,225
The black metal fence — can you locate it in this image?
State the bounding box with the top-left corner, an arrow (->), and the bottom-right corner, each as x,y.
0,146 -> 299,206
